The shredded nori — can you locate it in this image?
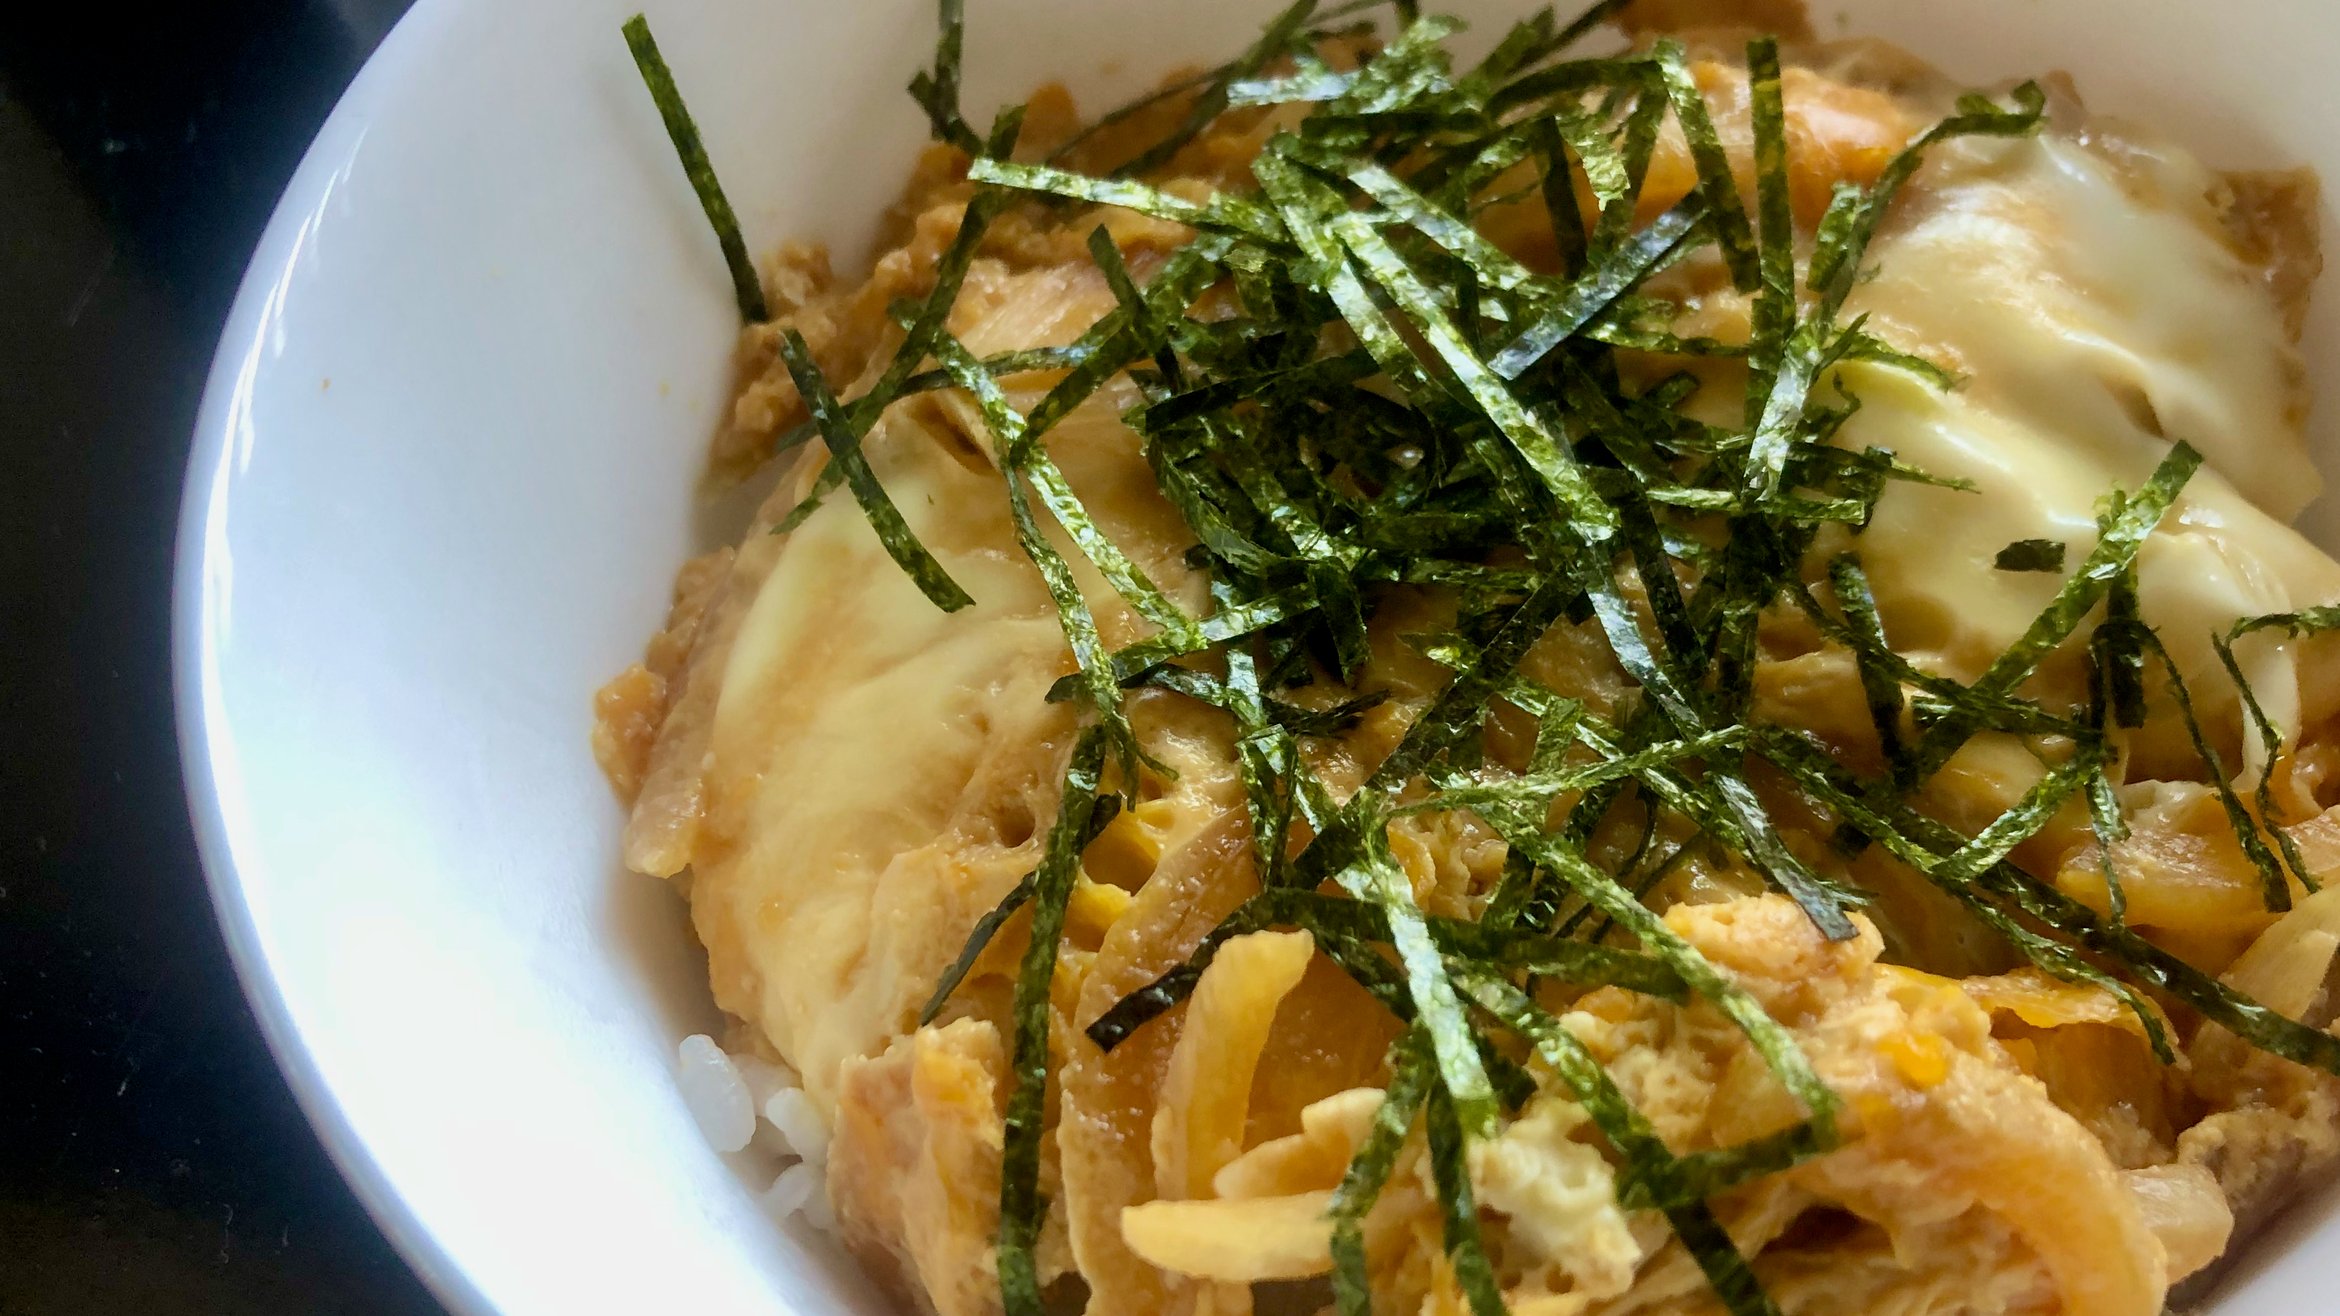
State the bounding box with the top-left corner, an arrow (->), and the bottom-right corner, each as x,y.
919,873 -> 1032,1027
1329,1033 -> 1433,1316
2215,610 -> 2338,893
621,15 -> 768,322
996,729 -> 1111,1316
906,0 -> 983,154
778,330 -> 975,611
1424,1084 -> 1508,1316
1993,538 -> 2068,573
626,3 -> 2340,1311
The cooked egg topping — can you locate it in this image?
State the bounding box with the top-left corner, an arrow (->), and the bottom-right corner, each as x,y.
600,15 -> 2340,1316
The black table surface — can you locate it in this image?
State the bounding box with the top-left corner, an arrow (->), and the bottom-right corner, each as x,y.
1,3 -> 447,1311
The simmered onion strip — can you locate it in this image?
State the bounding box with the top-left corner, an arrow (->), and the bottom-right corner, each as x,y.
1122,1191 -> 1339,1283
1152,929 -> 1319,1201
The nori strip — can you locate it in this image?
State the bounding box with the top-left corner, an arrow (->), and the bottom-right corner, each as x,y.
621,15 -> 769,322
996,729 -> 1112,1315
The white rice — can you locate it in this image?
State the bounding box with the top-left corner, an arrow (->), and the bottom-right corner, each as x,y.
675,1033 -> 757,1154
765,1159 -> 833,1231
761,1158 -> 820,1217
677,1033 -> 839,1234
732,1052 -> 809,1160
763,1087 -> 831,1166
733,1050 -> 801,1105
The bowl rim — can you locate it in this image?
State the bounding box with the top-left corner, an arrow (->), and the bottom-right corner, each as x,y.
170,0 -> 497,1311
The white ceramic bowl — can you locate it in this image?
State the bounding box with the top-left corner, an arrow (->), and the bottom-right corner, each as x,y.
175,0 -> 2340,1311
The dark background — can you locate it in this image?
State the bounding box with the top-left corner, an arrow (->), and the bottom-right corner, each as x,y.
1,2 -> 446,1311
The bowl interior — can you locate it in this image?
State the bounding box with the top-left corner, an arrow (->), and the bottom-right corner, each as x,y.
177,0 -> 2340,1312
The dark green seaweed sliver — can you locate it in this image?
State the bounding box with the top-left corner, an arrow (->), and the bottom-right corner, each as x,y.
1423,1086 -> 1507,1316
2091,539 -> 2149,730
1809,81 -> 2045,312
1333,208 -> 1619,537
938,314 -> 1201,645
996,729 -> 1111,1316
2134,628 -> 2294,912
1329,1035 -> 1432,1316
2214,630 -> 2321,893
1828,554 -> 1909,782
1411,724 -> 1748,817
921,798 -> 1124,1027
1051,68 -> 1220,160
1549,0 -> 1634,55
622,15 -> 769,322
2230,606 -> 2340,642
2086,764 -> 2132,924
919,874 -> 1032,1025
1112,0 -> 1320,178
1531,115 -> 1590,277
764,345 -> 1093,461
1745,37 -> 1796,414
1931,740 -> 2105,887
968,157 -> 1285,240
1572,546 -> 1860,937
1490,199 -> 1704,379
1340,826 -> 1499,1135
906,0 -> 983,153
1668,1200 -> 1783,1316
1993,538 -> 2067,573
1460,767 -> 1841,1140
777,330 -> 975,611
1654,39 -> 1757,290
